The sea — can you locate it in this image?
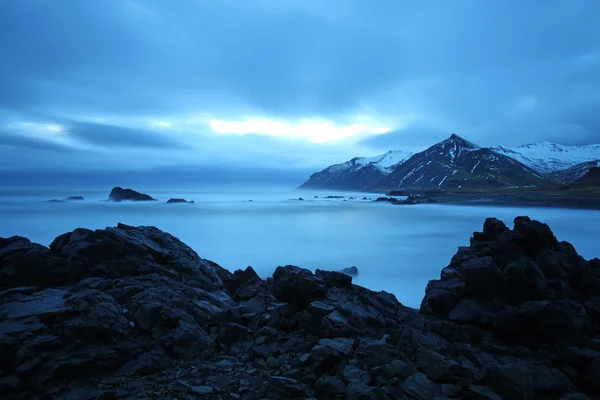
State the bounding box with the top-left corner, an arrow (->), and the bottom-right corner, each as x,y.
1,186 -> 599,309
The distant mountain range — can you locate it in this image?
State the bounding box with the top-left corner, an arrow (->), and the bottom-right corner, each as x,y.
299,134 -> 600,191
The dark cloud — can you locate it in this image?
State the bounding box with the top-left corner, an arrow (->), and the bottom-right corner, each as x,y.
0,0 -> 599,172
0,130 -> 71,152
63,121 -> 184,149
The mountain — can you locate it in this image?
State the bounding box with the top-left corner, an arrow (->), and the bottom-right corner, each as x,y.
491,142 -> 600,174
547,160 -> 600,184
298,150 -> 413,190
376,134 -> 546,190
572,167 -> 600,187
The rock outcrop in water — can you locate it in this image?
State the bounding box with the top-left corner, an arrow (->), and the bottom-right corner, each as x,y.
166,198 -> 194,204
1,218 -> 599,399
108,187 -> 156,202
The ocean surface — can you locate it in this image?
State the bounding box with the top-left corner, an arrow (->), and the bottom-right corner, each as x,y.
2,187 -> 600,308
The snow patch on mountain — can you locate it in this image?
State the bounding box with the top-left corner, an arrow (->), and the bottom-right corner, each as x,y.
354,150 -> 414,173
491,141 -> 600,174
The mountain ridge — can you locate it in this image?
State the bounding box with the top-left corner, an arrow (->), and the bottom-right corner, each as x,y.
299,134 -> 600,191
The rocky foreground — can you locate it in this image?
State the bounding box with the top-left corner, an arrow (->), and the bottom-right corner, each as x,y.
1,218 -> 599,400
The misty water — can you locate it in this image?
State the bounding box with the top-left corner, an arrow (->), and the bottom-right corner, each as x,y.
1,187 -> 599,308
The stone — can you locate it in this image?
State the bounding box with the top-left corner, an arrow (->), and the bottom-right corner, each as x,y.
584,357 -> 600,389
314,375 -> 346,398
486,363 -> 533,400
268,376 -> 308,398
339,266 -> 359,276
460,257 -> 506,300
108,187 -> 156,201
460,385 -> 502,400
271,266 -> 326,308
166,198 -> 194,204
401,372 -> 441,400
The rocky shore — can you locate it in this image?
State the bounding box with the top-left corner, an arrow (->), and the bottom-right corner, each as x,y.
1,217 -> 599,399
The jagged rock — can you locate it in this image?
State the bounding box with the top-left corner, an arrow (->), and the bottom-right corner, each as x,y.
339,266 -> 359,276
486,363 -> 533,400
271,266 -> 326,308
314,375 -> 346,398
1,217 -> 599,400
461,385 -> 502,400
108,187 -> 156,202
584,357 -> 600,389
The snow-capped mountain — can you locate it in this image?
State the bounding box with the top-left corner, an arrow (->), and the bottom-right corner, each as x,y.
547,160 -> 600,184
491,142 -> 600,174
298,150 -> 413,190
377,134 -> 545,190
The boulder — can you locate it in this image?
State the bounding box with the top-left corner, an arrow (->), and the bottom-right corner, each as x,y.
108,187 -> 156,202
65,196 -> 85,201
271,266 -> 326,308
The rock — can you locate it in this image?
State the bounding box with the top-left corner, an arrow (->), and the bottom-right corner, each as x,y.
401,372 -> 441,400
309,338 -> 354,372
65,196 -> 85,201
339,266 -> 359,276
298,197 -> 304,201
315,269 -> 352,288
314,375 -> 346,398
583,357 -> 600,389
1,216 -> 599,400
108,187 -> 156,201
460,385 -> 502,400
166,198 -> 194,204
461,256 -> 506,300
267,376 -> 308,398
271,266 -> 326,308
486,363 -> 533,400
218,323 -> 252,347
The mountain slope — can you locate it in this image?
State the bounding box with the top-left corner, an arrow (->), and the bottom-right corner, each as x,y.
571,167 -> 600,188
376,134 -> 547,190
547,160 -> 600,184
298,150 -> 413,190
491,142 -> 600,174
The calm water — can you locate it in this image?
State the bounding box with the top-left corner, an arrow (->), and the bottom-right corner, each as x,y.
1,187 -> 599,308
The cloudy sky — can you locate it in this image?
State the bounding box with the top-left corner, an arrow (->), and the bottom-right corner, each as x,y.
1,0 -> 599,182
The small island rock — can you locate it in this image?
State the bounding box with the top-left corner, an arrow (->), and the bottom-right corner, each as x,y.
108,187 -> 156,202
166,198 -> 194,204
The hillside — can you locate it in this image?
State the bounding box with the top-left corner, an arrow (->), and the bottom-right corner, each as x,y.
375,135 -> 546,190
298,150 -> 413,191
492,141 -> 600,173
547,160 -> 600,184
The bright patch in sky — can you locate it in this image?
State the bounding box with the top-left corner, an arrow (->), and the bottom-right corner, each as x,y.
17,122 -> 67,135
208,117 -> 392,143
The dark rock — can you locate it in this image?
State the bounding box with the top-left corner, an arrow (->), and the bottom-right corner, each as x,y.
584,357 -> 600,389
267,376 -> 309,398
461,256 -> 506,300
166,198 -> 194,204
339,266 -> 359,276
486,363 -> 533,400
108,187 -> 156,201
315,269 -> 352,288
218,323 -> 252,347
325,196 -> 344,199
401,372 -> 441,399
1,216 -> 599,400
460,385 -> 502,400
65,196 -> 85,201
315,375 -> 346,398
298,197 -> 304,201
271,266 -> 326,308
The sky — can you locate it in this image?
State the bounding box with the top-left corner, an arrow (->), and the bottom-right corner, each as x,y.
1,0 -> 599,185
